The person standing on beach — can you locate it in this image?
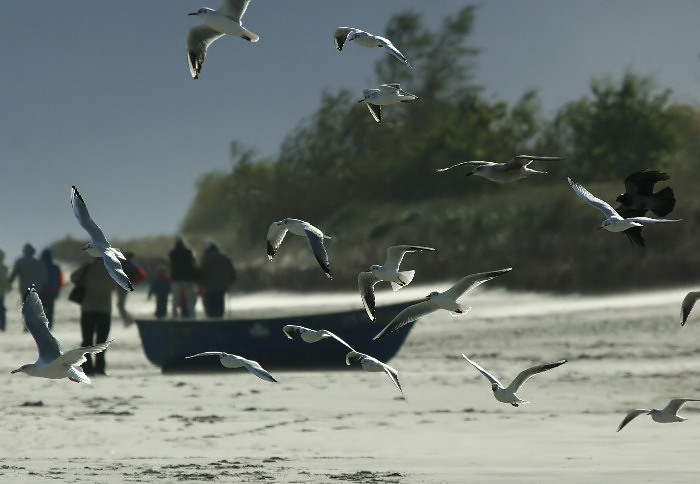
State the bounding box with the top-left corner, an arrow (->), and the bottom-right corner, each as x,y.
198,240 -> 237,318
148,266 -> 171,319
169,237 -> 198,318
70,258 -> 118,376
0,250 -> 8,331
8,244 -> 48,318
38,248 -> 63,330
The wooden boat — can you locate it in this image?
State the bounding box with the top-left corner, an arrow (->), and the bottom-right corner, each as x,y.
135,299 -> 418,372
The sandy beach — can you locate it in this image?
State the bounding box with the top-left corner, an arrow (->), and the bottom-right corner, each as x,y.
2,284 -> 700,483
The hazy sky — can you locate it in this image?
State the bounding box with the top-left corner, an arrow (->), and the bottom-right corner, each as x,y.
1,1 -> 698,262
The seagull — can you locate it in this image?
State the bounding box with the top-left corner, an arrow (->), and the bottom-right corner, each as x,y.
434,155 -> 566,183
185,352 -> 277,382
373,268 -> 512,340
70,186 -> 133,291
567,177 -> 680,246
267,218 -> 332,279
681,291 -> 700,326
11,287 -> 112,384
187,0 -> 259,79
461,355 -> 566,407
358,84 -> 418,123
358,245 -> 437,321
282,325 -> 403,397
614,169 -> 676,247
617,398 -> 700,431
334,27 -> 411,67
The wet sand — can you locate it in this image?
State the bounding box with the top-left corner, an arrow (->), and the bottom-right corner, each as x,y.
1,285 -> 700,483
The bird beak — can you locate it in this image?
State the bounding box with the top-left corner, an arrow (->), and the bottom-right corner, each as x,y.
357,99 -> 365,104
187,12 -> 198,16
10,368 -> 20,374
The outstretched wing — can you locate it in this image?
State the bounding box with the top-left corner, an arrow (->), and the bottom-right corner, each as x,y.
461,354 -> 504,388
305,228 -> 332,279
266,222 -> 288,260
376,36 -> 411,67
617,409 -> 650,432
567,177 -> 620,219
624,169 -> 669,196
366,103 -> 381,123
681,292 -> 700,326
186,25 -> 224,79
384,245 -> 436,270
218,0 -> 251,22
373,299 -> 437,340
71,186 -> 110,247
624,216 -> 680,224
443,268 -> 512,300
663,398 -> 700,415
22,287 -> 61,361
102,250 -> 134,291
623,227 -> 645,248
505,155 -> 565,169
237,356 -> 278,383
333,26 -> 357,51
507,359 -> 567,393
186,351 -> 226,359
358,271 -> 380,321
59,341 -> 112,367
434,161 -> 494,173
382,363 -> 404,396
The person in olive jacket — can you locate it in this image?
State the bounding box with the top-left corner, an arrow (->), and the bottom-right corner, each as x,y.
198,240 -> 236,318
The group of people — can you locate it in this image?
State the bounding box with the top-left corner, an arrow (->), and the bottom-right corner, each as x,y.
1,236 -> 236,376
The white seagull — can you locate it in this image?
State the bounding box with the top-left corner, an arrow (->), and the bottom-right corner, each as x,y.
267,218 -> 332,279
334,27 -> 411,67
617,398 -> 700,432
358,245 -> 437,321
185,352 -> 277,382
462,355 -> 567,407
11,287 -> 112,384
434,155 -> 566,183
567,177 -> 681,235
70,186 -> 133,292
681,291 -> 700,326
187,0 -> 259,79
358,84 -> 418,123
373,268 -> 512,340
283,325 -> 404,397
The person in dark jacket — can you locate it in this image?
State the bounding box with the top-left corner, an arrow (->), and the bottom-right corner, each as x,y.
38,248 -> 63,329
168,237 -> 198,318
198,240 -> 236,318
9,243 -> 48,299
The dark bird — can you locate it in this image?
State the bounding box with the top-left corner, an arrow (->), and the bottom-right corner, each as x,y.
615,170 -> 676,247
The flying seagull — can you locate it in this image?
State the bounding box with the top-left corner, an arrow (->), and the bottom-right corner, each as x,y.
283,325 -> 404,397
267,218 -> 332,279
567,177 -> 680,247
11,287 -> 112,384
185,352 -> 277,382
462,354 -> 567,407
359,245 -> 437,321
680,291 -> 700,326
334,27 -> 411,67
373,268 -> 512,340
187,0 -> 259,79
615,169 -> 676,247
358,84 -> 418,123
617,398 -> 700,432
70,186 -> 133,291
434,155 -> 566,183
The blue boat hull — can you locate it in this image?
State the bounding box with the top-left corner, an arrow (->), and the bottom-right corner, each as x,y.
135,300 -> 418,372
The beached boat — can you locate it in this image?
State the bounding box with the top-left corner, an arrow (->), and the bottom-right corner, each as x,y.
135,299 -> 418,372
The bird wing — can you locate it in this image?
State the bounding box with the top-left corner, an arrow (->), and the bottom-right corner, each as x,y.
187,25 -> 225,79
376,36 -> 411,67
59,341 -> 112,367
71,186 -> 110,248
443,268 -> 512,300
623,169 -> 669,196
681,292 -> 700,326
358,271 -> 380,321
365,103 -> 381,123
266,222 -> 288,260
321,330 -> 356,352
507,359 -> 567,393
382,363 -> 404,396
434,161 -> 495,173
304,228 -> 331,279
218,0 -> 251,22
624,216 -> 680,224
461,354 -> 504,388
22,287 -> 61,362
664,398 -> 700,414
567,177 -> 620,219
185,351 -> 226,359
373,299 -> 437,340
507,155 -> 565,169
617,409 -> 650,432
102,250 -> 134,291
622,227 -> 645,248
237,356 -> 278,383
384,245 -> 436,270
333,27 -> 357,51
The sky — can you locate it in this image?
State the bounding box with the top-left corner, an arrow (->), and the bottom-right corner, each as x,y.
1,1 -> 699,262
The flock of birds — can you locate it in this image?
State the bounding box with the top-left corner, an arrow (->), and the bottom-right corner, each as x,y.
8,0 -> 700,433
